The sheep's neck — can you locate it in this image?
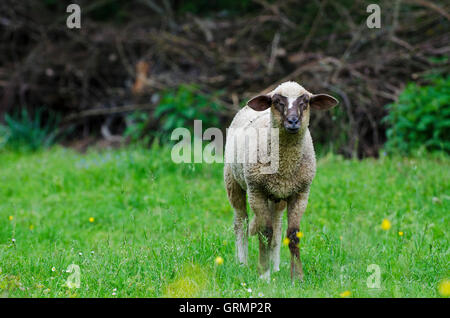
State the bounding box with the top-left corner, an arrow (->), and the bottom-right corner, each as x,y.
270,114 -> 307,168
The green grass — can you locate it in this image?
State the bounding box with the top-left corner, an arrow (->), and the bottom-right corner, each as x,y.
0,146 -> 448,298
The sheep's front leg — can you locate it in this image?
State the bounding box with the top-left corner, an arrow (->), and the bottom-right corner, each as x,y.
269,200 -> 286,272
234,209 -> 249,265
248,190 -> 272,280
287,191 -> 310,282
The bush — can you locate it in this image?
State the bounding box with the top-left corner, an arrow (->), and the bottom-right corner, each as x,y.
383,76 -> 450,154
125,85 -> 223,144
124,111 -> 150,144
0,108 -> 59,151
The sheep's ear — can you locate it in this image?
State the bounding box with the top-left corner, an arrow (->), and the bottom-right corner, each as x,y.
310,94 -> 338,110
248,95 -> 272,111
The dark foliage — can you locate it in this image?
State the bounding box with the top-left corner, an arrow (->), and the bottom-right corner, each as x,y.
0,0 -> 449,156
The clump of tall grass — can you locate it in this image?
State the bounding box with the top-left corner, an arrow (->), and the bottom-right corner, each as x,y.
0,108 -> 59,151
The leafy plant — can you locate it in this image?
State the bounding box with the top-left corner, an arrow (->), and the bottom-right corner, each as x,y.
383,76 -> 450,154
153,85 -> 222,141
0,125 -> 10,149
124,85 -> 223,145
124,111 -> 150,144
0,108 -> 59,151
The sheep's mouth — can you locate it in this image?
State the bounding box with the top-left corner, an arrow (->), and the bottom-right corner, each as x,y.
285,126 -> 300,134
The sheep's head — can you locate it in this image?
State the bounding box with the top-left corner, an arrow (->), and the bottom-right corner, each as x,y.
247,81 -> 338,134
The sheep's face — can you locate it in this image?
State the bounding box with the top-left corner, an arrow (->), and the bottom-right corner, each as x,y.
248,92 -> 338,134
272,93 -> 308,134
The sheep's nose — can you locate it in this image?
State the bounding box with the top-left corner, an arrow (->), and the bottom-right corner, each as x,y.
287,116 -> 299,125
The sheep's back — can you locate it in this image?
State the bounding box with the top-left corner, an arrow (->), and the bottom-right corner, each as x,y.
224,106 -> 271,189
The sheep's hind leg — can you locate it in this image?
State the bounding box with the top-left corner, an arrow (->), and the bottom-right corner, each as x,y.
269,200 -> 286,272
225,167 -> 248,265
248,190 -> 272,281
287,191 -> 310,282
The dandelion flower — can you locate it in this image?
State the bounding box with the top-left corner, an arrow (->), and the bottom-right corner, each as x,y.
89,217 -> 95,223
29,224 -> 34,230
8,215 -> 13,221
398,231 -> 404,236
438,279 -> 450,297
282,237 -> 290,246
51,267 -> 56,272
215,256 -> 224,266
340,290 -> 351,298
381,219 -> 391,231
296,231 -> 304,239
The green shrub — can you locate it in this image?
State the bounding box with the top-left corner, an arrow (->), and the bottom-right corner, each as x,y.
155,84 -> 222,134
383,76 -> 450,154
0,108 -> 59,151
125,85 -> 223,144
124,111 -> 150,144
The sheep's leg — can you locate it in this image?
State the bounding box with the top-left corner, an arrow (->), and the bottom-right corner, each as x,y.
269,200 -> 286,272
225,166 -> 248,265
287,191 -> 309,282
234,207 -> 249,265
248,190 -> 272,281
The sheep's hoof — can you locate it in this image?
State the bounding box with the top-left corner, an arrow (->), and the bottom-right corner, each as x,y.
290,274 -> 304,285
290,260 -> 304,283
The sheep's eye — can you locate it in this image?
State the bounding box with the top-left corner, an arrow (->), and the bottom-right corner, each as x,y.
277,100 -> 285,107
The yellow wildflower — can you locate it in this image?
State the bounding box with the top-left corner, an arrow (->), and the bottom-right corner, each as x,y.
8,215 -> 13,221
282,237 -> 290,246
89,217 -> 95,223
29,224 -> 35,230
438,279 -> 450,297
381,219 -> 391,230
398,231 -> 403,236
340,290 -> 351,298
296,231 -> 304,239
215,256 -> 224,266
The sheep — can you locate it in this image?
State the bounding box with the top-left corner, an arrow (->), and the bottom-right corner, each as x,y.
224,81 -> 338,281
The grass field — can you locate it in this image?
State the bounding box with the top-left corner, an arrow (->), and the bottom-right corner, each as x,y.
0,146 -> 448,298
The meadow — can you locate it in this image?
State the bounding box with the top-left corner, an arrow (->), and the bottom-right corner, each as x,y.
0,146 -> 448,297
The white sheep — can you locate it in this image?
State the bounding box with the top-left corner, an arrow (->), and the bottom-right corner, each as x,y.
224,81 -> 338,281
